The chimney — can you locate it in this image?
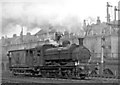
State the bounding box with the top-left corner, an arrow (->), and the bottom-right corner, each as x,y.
2,36 -> 4,39
78,38 -> 84,46
13,34 -> 17,38
97,17 -> 101,24
118,1 -> 120,28
83,20 -> 86,27
27,32 -> 31,36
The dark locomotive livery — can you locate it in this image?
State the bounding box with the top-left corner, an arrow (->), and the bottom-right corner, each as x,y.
7,38 -> 93,79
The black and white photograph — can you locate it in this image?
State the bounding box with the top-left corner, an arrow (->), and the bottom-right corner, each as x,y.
0,0 -> 120,84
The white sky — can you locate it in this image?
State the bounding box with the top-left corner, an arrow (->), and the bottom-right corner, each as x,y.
1,0 -> 120,37
2,0 -> 119,21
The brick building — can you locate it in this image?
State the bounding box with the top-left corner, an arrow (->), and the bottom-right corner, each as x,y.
83,17 -> 119,59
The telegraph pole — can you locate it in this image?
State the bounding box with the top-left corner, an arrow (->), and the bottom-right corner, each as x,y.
100,2 -> 112,75
114,6 -> 120,21
20,27 -> 24,43
100,30 -> 105,75
107,2 -> 112,23
114,6 -> 117,21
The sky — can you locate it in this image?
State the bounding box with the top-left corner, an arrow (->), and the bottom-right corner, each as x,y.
0,0 -> 120,38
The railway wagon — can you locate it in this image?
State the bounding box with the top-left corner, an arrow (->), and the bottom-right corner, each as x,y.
7,38 -> 93,79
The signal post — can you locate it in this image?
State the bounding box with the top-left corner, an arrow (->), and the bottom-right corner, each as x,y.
100,2 -> 112,76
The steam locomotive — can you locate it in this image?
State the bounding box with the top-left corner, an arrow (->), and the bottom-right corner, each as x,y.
7,38 -> 95,79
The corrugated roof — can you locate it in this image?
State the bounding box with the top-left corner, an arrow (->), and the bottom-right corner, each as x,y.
35,29 -> 56,35
35,29 -> 47,35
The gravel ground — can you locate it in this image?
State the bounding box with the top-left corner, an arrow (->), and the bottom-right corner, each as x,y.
1,71 -> 119,83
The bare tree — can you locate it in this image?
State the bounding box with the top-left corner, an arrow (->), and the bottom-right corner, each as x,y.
83,17 -> 95,37
83,25 -> 92,37
86,17 -> 96,25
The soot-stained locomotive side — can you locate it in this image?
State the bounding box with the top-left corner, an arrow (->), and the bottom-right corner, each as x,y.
7,38 -> 91,79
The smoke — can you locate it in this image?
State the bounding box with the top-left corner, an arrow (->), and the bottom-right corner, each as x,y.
61,16 -> 83,33
2,2 -> 47,36
2,2 -> 83,37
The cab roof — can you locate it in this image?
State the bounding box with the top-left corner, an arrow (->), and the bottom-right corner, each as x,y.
8,44 -> 56,52
8,48 -> 35,52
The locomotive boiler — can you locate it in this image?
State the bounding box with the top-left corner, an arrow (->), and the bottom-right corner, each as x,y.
7,38 -> 91,79
44,38 -> 90,66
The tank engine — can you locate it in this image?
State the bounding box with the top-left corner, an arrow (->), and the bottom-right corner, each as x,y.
7,38 -> 91,79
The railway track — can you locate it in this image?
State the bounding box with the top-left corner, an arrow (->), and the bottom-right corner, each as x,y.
1,71 -> 119,83
2,72 -> 119,83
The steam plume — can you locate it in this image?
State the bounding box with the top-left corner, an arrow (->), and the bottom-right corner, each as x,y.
2,2 -> 83,37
